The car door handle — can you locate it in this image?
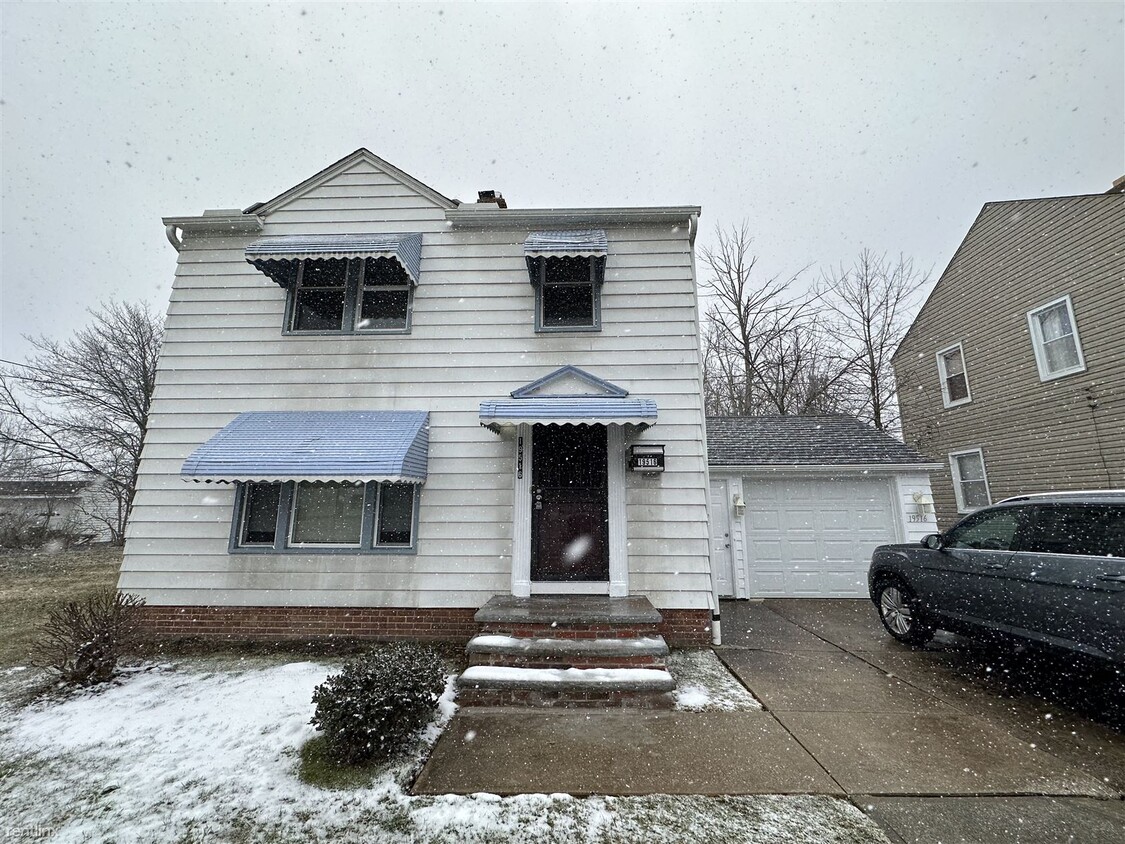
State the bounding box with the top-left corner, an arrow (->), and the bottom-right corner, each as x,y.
1097,574 -> 1125,583
987,563 -> 1006,570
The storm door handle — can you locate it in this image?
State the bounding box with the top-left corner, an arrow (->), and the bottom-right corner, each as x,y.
1097,574 -> 1125,583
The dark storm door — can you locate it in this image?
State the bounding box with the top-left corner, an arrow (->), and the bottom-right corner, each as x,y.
531,424 -> 609,582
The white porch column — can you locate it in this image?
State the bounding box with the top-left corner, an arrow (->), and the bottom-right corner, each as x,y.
607,425 -> 629,597
511,423 -> 532,597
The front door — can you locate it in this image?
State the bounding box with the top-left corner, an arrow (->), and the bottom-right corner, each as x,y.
531,424 -> 609,582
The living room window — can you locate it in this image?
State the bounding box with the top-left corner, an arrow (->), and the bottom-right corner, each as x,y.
1027,295 -> 1085,381
232,481 -> 417,552
949,448 -> 992,513
936,342 -> 972,408
287,258 -> 413,334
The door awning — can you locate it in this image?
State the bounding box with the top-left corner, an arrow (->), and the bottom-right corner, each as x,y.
479,397 -> 657,432
245,233 -> 423,286
181,411 -> 430,484
523,229 -> 608,258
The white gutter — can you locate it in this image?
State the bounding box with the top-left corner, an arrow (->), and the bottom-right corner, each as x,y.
711,463 -> 944,474
445,206 -> 702,228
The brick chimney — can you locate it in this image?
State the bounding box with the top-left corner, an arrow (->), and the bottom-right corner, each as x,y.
1109,176 -> 1125,194
477,190 -> 507,209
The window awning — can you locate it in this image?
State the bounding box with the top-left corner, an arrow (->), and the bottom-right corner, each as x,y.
245,233 -> 423,287
523,229 -> 608,258
479,397 -> 657,432
181,411 -> 430,484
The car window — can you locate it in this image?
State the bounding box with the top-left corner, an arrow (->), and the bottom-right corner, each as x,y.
945,507 -> 1027,551
1022,504 -> 1125,558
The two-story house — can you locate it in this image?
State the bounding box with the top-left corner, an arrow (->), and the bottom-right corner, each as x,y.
893,186 -> 1125,529
119,150 -> 715,656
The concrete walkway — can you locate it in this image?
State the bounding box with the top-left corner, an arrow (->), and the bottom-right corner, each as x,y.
414,600 -> 1125,842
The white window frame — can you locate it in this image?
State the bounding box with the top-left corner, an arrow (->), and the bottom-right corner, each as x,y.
1026,294 -> 1086,382
935,342 -> 972,408
949,447 -> 992,514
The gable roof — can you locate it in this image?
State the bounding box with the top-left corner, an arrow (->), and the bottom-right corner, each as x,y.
251,149 -> 457,216
510,365 -> 629,398
706,415 -> 933,467
894,191 -> 1124,364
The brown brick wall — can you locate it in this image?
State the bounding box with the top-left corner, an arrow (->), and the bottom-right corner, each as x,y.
140,605 -> 479,643
659,609 -> 713,647
139,605 -> 713,647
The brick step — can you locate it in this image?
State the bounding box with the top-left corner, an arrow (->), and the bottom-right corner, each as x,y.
466,633 -> 668,670
456,665 -> 675,709
478,623 -> 662,639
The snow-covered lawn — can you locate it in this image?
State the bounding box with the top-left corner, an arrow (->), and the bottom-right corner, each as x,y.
0,657 -> 887,844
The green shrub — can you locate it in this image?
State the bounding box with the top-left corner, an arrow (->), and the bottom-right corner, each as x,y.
310,643 -> 446,765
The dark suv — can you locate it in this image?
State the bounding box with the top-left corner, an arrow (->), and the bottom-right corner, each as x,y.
868,491 -> 1125,663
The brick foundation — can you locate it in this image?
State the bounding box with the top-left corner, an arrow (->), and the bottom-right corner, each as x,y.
139,605 -> 712,648
140,605 -> 479,643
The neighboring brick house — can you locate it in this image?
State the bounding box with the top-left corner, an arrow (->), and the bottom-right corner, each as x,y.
120,149 -> 715,663
893,186 -> 1125,529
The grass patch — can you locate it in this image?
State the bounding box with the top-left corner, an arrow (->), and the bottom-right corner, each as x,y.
0,546 -> 122,667
297,735 -> 388,790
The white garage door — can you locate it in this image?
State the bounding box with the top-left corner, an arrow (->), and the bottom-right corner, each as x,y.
746,477 -> 897,598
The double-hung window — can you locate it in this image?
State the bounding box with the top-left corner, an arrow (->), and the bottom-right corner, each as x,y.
1027,295 -> 1085,381
287,258 -> 413,334
534,256 -> 602,331
233,481 -> 418,552
935,342 -> 971,408
949,447 -> 991,513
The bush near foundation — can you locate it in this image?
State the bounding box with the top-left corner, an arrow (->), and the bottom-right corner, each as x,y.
33,588 -> 146,685
310,643 -> 446,765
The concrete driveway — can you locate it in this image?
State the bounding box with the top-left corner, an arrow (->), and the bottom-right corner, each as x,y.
719,599 -> 1125,843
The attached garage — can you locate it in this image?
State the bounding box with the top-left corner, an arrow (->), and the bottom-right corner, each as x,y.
707,416 -> 939,599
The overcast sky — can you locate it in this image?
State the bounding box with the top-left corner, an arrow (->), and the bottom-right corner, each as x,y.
2,1 -> 1122,362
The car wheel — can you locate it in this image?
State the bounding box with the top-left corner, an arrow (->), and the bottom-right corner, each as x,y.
875,578 -> 934,647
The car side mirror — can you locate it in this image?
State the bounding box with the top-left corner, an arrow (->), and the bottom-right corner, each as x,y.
922,533 -> 944,551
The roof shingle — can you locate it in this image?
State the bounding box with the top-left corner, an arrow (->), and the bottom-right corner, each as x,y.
706,415 -> 931,466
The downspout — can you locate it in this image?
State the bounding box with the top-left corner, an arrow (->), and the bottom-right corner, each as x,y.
688,212 -> 722,646
165,224 -> 183,252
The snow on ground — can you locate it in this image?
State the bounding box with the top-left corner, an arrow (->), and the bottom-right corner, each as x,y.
668,648 -> 762,711
0,658 -> 883,844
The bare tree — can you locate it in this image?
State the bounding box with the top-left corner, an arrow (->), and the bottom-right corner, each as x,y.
700,223 -> 853,416
0,302 -> 163,543
818,250 -> 930,431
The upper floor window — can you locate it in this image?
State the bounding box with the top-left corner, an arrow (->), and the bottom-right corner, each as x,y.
288,257 -> 413,334
536,256 -> 601,331
949,447 -> 991,513
245,233 -> 422,336
935,342 -> 971,408
1027,295 -> 1085,381
523,229 -> 608,333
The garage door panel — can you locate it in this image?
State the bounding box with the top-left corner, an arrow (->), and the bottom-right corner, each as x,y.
745,477 -> 897,598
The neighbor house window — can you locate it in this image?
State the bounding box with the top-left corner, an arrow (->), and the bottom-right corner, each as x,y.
949,448 -> 991,513
936,342 -> 972,408
232,481 -> 418,552
1027,295 -> 1085,381
288,258 -> 413,334
533,256 -> 602,332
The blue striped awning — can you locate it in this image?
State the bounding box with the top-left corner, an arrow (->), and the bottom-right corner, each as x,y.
479,397 -> 657,432
181,411 -> 430,484
245,233 -> 423,286
523,229 -> 608,258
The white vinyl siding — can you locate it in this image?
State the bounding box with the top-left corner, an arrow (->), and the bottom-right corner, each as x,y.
1027,294 -> 1086,381
120,156 -> 711,611
949,447 -> 991,513
936,342 -> 972,408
